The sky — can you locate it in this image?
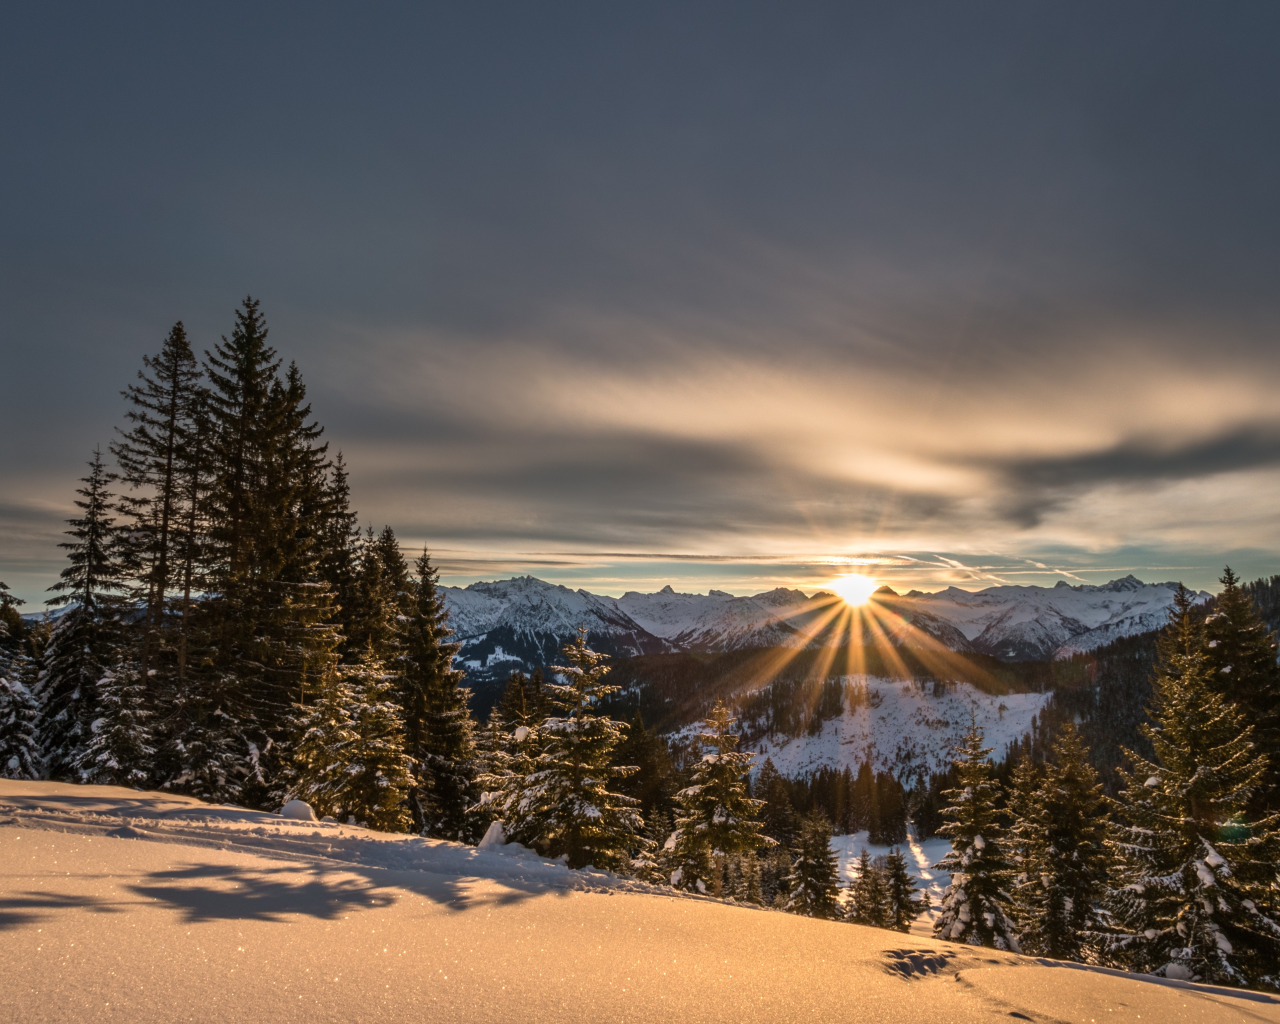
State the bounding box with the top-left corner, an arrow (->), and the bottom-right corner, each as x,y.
4,2 -> 1280,603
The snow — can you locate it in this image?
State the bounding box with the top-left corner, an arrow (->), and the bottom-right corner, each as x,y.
3,780 -> 1276,1023
279,799 -> 318,821
752,677 -> 1050,786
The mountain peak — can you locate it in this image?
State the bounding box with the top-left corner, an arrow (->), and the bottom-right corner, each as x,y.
659,585 -> 675,595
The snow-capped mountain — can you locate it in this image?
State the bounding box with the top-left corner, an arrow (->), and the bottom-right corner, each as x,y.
896,575 -> 1206,660
442,573 -> 1203,681
442,576 -> 670,682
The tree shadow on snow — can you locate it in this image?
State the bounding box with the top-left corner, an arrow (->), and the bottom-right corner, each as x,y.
0,890 -> 124,930
126,862 -> 400,923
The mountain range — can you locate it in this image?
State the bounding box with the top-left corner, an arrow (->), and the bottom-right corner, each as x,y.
442,574 -> 1206,684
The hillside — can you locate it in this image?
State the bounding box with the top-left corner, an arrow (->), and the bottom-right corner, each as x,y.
3,780 -> 1276,1023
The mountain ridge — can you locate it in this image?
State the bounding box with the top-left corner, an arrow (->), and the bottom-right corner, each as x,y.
441,574 -> 1209,686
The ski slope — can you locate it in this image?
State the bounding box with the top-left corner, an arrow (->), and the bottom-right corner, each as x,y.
2,781 -> 1276,1023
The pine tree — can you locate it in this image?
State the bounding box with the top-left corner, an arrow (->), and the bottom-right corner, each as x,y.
0,583 -> 40,779
38,450 -> 127,780
200,300 -> 341,786
399,548 -> 476,839
1009,725 -> 1110,961
1108,591 -> 1280,990
165,672 -> 251,803
287,667 -> 360,820
783,811 -> 841,919
111,321 -> 203,686
933,716 -> 1019,951
1203,567 -> 1280,813
846,848 -> 890,927
668,700 -> 774,894
316,453 -> 361,649
75,663 -> 154,786
288,658 -> 414,831
733,850 -> 765,905
757,757 -> 799,847
513,629 -> 644,871
884,848 -> 928,932
339,660 -> 415,832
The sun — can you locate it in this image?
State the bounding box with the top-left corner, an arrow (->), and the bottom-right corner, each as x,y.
828,573 -> 879,607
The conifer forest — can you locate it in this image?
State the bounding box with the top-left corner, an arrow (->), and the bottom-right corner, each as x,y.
2,300 -> 1280,995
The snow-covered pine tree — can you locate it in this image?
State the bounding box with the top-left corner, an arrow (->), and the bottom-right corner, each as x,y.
0,583 -> 41,779
933,716 -> 1019,951
1203,568 -> 1280,813
75,663 -> 154,786
165,672 -> 252,803
884,848 -> 928,933
667,700 -> 775,895
287,665 -> 360,820
399,547 -> 477,840
846,848 -> 890,927
38,450 -> 127,780
1107,591 -> 1280,990
515,628 -> 644,871
783,811 -> 841,919
1009,725 -> 1110,961
338,659 -> 415,832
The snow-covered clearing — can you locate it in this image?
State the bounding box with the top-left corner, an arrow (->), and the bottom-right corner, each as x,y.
754,677 -> 1050,786
2,781 -> 1276,1023
833,830 -> 953,933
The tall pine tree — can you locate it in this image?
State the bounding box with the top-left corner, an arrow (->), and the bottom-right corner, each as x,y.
1008,724 -> 1110,962
1108,589 -> 1280,990
667,700 -> 774,895
38,450 -> 127,780
1203,567 -> 1280,814
511,629 -> 643,871
398,547 -> 476,839
932,716 -> 1019,951
782,811 -> 841,919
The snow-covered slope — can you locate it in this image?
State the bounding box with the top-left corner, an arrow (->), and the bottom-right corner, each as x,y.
3,781 -> 1275,1023
749,677 -> 1052,789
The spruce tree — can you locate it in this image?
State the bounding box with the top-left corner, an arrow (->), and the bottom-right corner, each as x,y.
513,629 -> 644,871
846,848 -> 890,927
165,672 -> 251,803
288,666 -> 360,820
783,811 -> 841,919
111,321 -> 202,685
38,450 -> 127,780
200,300 -> 341,784
668,700 -> 774,894
288,657 -> 414,831
933,717 -> 1019,951
1009,725 -> 1110,961
1108,592 -> 1280,990
1203,567 -> 1280,813
884,848 -> 928,932
399,548 -> 476,839
74,663 -> 154,786
339,660 -> 415,832
0,583 -> 41,779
